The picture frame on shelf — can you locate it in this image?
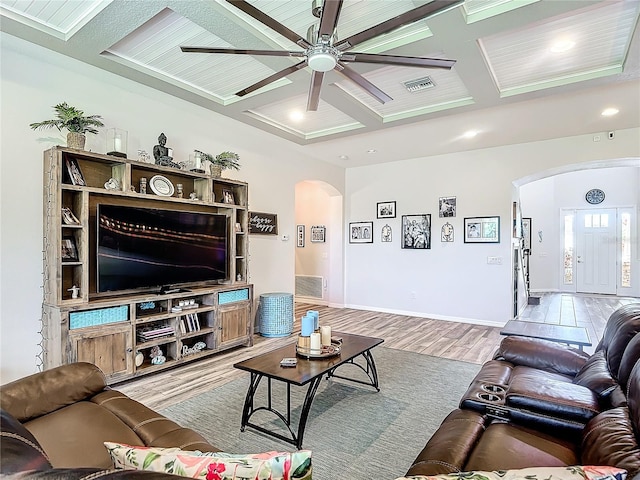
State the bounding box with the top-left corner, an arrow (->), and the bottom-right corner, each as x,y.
61,207 -> 80,225
464,216 -> 500,243
222,189 -> 235,204
402,214 -> 431,249
61,236 -> 79,262
311,225 -> 326,243
522,217 -> 532,252
297,225 -> 305,247
349,221 -> 373,243
65,157 -> 86,186
376,201 -> 396,219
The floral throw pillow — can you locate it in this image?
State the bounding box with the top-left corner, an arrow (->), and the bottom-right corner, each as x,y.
104,442 -> 312,480
396,465 -> 626,480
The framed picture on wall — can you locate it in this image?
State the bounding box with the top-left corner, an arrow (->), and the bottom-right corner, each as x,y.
349,221 -> 373,243
377,201 -> 396,219
464,216 -> 500,243
401,214 -> 431,249
438,196 -> 456,218
297,225 -> 305,247
311,225 -> 326,242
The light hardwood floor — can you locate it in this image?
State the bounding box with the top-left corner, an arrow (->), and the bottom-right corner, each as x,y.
116,293 -> 638,411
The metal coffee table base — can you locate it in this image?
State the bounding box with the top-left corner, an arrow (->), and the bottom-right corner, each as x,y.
240,352 -> 380,449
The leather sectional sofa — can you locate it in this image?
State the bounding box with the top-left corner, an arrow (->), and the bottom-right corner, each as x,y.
405,303 -> 640,478
0,361 -> 218,478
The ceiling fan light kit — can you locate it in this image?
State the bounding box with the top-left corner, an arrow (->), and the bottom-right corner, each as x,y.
181,0 -> 463,111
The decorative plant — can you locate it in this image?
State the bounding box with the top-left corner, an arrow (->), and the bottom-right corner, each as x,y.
29,102 -> 104,134
213,151 -> 241,171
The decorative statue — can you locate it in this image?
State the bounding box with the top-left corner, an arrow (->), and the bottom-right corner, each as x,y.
153,133 -> 180,168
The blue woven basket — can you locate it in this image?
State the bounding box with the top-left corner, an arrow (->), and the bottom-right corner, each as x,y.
258,292 -> 294,337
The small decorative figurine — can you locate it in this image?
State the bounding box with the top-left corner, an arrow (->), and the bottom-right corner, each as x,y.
139,177 -> 147,194
68,285 -> 80,299
176,183 -> 183,198
189,192 -> 198,200
153,133 -> 180,169
149,345 -> 166,365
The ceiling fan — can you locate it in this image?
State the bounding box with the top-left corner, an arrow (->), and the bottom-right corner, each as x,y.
181,0 -> 462,111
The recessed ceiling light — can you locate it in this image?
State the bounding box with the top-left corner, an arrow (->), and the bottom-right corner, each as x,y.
550,39 -> 575,53
463,130 -> 478,139
366,149 -> 377,154
601,108 -> 619,117
338,155 -> 349,160
289,110 -> 304,121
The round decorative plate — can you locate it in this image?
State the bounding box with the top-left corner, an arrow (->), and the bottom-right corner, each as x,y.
585,188 -> 605,205
149,175 -> 175,197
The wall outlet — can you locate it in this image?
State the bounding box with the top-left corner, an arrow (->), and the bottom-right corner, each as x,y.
487,256 -> 502,265
410,291 -> 417,299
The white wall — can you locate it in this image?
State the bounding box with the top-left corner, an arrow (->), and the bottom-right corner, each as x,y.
0,33 -> 344,383
520,166 -> 640,294
345,137 -> 640,325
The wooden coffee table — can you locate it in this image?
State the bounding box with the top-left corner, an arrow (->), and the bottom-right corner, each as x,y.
233,332 -> 384,448
500,320 -> 592,351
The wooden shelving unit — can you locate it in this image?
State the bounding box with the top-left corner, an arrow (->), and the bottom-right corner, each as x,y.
41,147 -> 253,384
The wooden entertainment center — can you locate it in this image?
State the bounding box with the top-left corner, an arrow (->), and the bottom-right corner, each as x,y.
41,147 -> 254,384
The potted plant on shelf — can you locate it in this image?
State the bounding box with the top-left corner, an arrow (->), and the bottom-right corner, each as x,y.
211,151 -> 241,178
29,102 -> 104,150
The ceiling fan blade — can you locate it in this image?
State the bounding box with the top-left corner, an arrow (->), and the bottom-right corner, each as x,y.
318,0 -> 343,38
181,46 -> 305,58
236,60 -> 307,96
335,62 -> 393,104
227,0 -> 311,49
307,71 -> 325,111
345,52 -> 455,69
335,0 -> 463,50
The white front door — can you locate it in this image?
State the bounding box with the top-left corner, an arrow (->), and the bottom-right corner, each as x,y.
575,209 -> 617,294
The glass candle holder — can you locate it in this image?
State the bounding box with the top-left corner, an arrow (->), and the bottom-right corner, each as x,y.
106,128 -> 128,158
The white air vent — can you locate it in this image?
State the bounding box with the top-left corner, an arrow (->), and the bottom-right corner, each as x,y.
403,76 -> 435,92
295,275 -> 323,299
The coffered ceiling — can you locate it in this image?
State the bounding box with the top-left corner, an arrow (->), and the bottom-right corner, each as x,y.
1,0 -> 639,167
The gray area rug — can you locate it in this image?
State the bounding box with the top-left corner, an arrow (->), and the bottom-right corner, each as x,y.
160,346 -> 480,480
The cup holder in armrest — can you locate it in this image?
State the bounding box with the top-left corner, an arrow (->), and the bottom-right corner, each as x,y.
481,384 -> 505,394
477,392 -> 503,402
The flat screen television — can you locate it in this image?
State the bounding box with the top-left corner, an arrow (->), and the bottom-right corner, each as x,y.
97,204 -> 228,293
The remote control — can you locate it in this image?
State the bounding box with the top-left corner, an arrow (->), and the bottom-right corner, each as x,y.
280,357 -> 297,367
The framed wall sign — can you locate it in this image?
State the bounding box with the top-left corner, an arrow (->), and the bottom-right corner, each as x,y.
464,216 -> 500,243
311,225 -> 326,243
402,214 -> 431,249
249,212 -> 278,235
297,225 -> 305,247
376,201 -> 396,219
349,221 -> 373,243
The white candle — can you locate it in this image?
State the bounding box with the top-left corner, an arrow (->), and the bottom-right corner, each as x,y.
114,135 -> 122,152
310,332 -> 321,353
320,325 -> 332,346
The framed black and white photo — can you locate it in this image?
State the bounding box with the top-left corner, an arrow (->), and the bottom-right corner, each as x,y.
349,221 -> 373,243
297,225 -> 305,247
65,157 -> 86,186
61,236 -> 79,262
402,214 -> 431,249
222,189 -> 235,204
376,201 -> 396,219
381,224 -> 392,242
522,218 -> 532,252
311,225 -> 326,243
464,216 -> 500,243
439,196 -> 456,218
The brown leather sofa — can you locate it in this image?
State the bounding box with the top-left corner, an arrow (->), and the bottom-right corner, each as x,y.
406,303 -> 640,478
0,362 -> 218,478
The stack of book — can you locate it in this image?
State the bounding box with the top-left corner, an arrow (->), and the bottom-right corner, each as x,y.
179,313 -> 201,334
137,324 -> 174,343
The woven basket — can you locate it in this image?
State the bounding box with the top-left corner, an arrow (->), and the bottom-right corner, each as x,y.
210,164 -> 222,178
258,293 -> 294,337
67,132 -> 86,150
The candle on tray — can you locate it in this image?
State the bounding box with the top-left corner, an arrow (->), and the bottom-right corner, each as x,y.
307,310 -> 319,330
298,334 -> 310,349
301,315 -> 314,336
320,325 -> 332,346
310,332 -> 321,353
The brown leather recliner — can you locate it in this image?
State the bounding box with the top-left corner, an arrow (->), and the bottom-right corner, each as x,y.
406,304 -> 640,477
0,362 -> 219,475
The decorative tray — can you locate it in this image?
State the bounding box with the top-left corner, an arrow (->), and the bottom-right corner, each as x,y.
296,340 -> 342,359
